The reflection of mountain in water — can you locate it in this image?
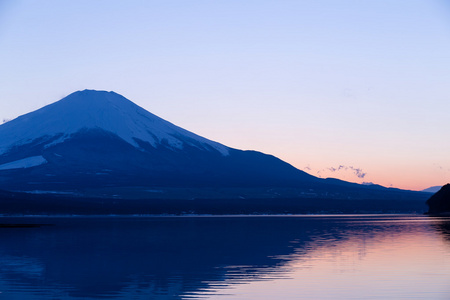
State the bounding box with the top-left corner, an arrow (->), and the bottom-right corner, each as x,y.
0,216 -> 446,299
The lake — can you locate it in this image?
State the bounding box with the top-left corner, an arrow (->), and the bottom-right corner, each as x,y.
0,214 -> 449,299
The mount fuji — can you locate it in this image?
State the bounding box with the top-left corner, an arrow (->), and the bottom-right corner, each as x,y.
0,90 -> 429,214
0,90 -> 317,192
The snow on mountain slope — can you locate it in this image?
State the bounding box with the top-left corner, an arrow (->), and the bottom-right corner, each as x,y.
0,156 -> 47,170
0,90 -> 229,156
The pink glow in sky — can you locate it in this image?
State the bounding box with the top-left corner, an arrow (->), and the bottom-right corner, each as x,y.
0,1 -> 449,191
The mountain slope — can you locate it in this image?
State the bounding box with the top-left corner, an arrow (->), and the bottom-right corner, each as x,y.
426,184 -> 450,214
0,90 -> 228,156
0,90 -> 317,193
422,186 -> 442,193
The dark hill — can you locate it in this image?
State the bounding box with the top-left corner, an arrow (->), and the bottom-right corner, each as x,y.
426,184 -> 450,214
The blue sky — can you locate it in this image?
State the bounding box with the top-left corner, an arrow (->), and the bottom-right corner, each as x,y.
1,0 -> 449,190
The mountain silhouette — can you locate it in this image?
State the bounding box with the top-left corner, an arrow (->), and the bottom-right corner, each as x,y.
0,90 -> 429,214
426,184 -> 450,214
0,90 -> 316,191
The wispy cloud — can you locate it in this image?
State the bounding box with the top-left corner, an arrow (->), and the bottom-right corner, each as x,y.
326,165 -> 366,178
316,165 -> 367,179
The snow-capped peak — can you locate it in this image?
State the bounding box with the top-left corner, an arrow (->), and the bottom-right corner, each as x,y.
0,90 -> 229,155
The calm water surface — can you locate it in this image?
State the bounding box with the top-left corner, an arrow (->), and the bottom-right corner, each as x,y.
0,214 -> 449,299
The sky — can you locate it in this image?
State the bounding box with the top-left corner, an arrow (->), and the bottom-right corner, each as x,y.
0,0 -> 449,191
